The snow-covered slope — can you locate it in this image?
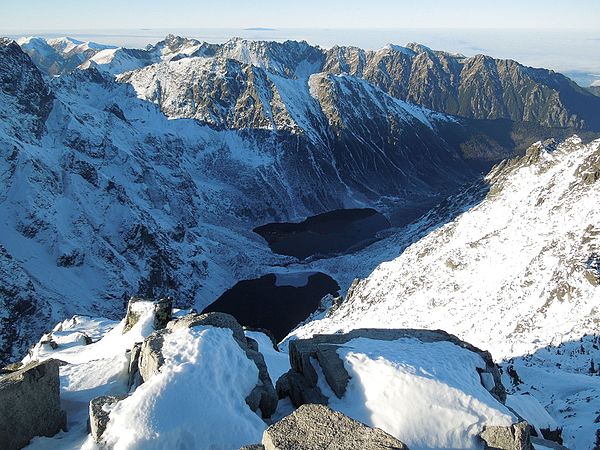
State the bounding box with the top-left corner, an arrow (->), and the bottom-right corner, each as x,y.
292,136 -> 600,360
0,38 -> 491,365
291,136 -> 600,449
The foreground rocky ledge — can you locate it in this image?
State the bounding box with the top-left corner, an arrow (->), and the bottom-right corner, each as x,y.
257,404 -> 408,450
3,297 -> 544,449
0,359 -> 66,450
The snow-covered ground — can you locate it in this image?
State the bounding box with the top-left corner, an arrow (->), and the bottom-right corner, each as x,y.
22,306 -> 280,450
317,337 -> 515,450
290,136 -> 600,449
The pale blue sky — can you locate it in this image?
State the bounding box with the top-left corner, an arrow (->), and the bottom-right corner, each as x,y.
2,0 -> 598,30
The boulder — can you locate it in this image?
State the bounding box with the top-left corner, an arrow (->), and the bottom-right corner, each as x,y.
0,359 -> 67,450
89,395 -> 125,442
261,404 -> 408,450
138,330 -> 168,382
281,328 -> 505,407
276,370 -> 327,406
123,296 -> 172,334
134,312 -> 278,418
167,312 -> 246,343
480,421 -> 533,450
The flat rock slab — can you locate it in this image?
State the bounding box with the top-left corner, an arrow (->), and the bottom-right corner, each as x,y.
262,404 -> 408,450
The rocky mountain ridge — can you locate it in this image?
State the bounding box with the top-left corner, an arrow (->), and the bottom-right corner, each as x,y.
18,34 -> 600,130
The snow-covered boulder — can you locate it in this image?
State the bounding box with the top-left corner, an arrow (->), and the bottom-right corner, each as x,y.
88,394 -> 125,442
99,322 -> 273,449
280,329 -> 518,449
132,312 -> 277,419
0,359 -> 66,450
261,404 -> 408,450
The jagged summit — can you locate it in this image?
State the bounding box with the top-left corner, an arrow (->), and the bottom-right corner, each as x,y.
16,34 -> 600,130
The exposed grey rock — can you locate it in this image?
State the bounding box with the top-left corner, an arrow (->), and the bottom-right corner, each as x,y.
0,38 -> 54,139
167,311 -> 246,343
315,344 -> 349,398
261,404 -> 408,450
89,395 -> 125,443
0,359 -> 66,450
276,370 -> 327,407
324,43 -> 600,130
480,421 -> 533,450
138,330 -> 167,382
246,337 -> 260,352
123,296 -> 173,334
284,328 -> 505,406
244,347 -> 278,418
127,342 -> 143,389
240,445 -> 266,450
153,297 -> 173,329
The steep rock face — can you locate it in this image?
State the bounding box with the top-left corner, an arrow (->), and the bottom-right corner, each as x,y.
120,56 -> 479,199
217,38 -> 324,78
20,35 -> 600,130
118,57 -> 302,131
323,43 -> 600,130
0,359 -> 66,450
0,246 -> 50,365
0,38 -> 53,139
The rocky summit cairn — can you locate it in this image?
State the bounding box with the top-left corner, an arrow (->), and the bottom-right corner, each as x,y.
0,359 -> 67,450
122,296 -> 173,333
260,404 -> 408,450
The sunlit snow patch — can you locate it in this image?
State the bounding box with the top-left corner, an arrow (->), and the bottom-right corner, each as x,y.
316,337 -> 516,450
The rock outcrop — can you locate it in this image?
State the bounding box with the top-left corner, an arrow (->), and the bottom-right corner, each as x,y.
123,296 -> 173,333
260,404 -> 408,450
0,359 -> 66,450
279,328 -> 505,407
0,38 -> 54,139
89,395 -> 125,443
480,421 -> 533,450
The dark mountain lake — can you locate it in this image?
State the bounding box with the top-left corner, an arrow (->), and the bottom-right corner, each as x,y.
253,208 -> 391,260
202,272 -> 340,341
